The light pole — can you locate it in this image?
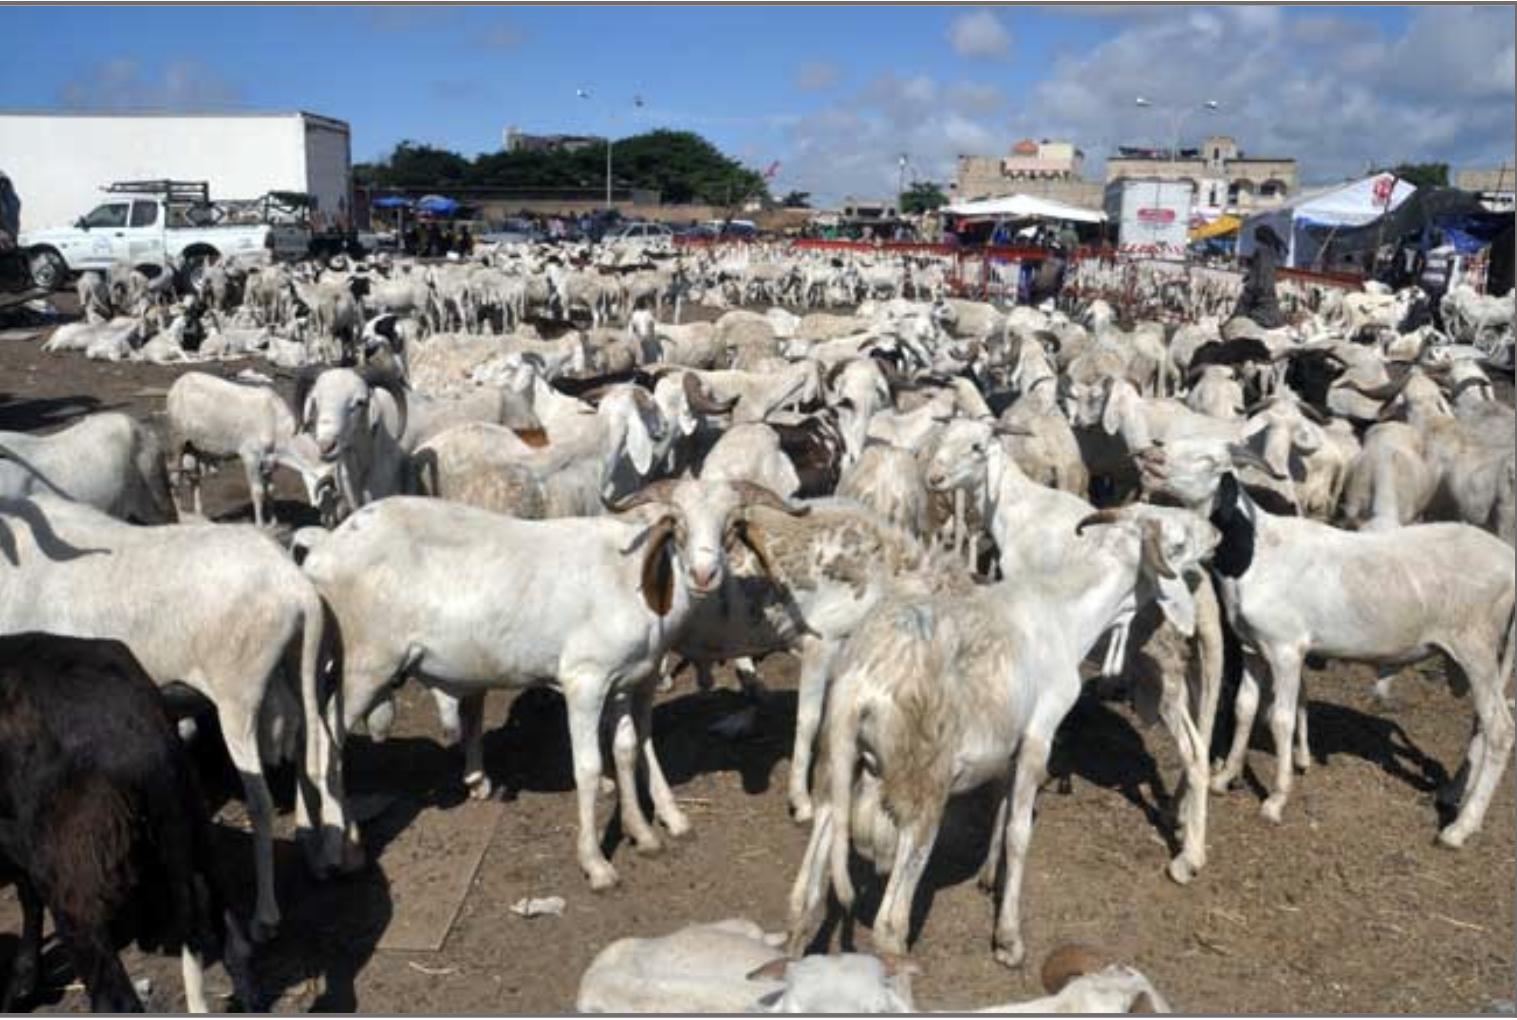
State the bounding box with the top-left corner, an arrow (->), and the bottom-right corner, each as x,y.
1133,97 -> 1219,250
897,153 -> 908,216
577,89 -> 642,210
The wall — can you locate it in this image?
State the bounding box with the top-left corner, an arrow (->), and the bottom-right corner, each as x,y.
0,112 -> 339,231
301,116 -> 352,227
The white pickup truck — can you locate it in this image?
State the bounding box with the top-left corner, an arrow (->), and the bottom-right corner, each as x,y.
20,182 -> 311,290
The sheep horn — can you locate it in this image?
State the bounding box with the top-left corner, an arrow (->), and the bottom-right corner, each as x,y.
729,480 -> 811,516
682,372 -> 737,415
1075,508 -> 1124,534
358,361 -> 409,437
605,479 -> 683,513
991,423 -> 1036,438
1226,443 -> 1288,480
1040,945 -> 1109,995
1296,401 -> 1331,425
1141,518 -> 1176,580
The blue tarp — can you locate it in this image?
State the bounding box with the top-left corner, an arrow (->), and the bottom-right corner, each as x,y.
371,196 -> 413,210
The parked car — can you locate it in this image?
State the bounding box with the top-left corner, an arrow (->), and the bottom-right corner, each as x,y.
606,221 -> 675,249
480,218 -> 545,246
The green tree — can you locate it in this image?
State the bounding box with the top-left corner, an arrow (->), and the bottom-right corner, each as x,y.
1373,162 -> 1450,190
900,180 -> 947,215
781,190 -> 812,209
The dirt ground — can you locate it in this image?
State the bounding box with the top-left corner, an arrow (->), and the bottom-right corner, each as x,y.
0,305 -> 1513,1014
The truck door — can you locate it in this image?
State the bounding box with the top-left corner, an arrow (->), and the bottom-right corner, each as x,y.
125,201 -> 166,268
75,201 -> 131,271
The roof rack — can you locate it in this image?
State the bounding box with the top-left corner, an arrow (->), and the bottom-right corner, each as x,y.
105,180 -> 212,205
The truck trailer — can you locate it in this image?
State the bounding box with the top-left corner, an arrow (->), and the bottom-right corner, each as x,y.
1104,178 -> 1195,258
0,110 -> 352,234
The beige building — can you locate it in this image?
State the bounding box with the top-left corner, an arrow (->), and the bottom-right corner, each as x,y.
1457,165 -> 1514,211
1105,135 -> 1297,213
953,139 -> 1104,210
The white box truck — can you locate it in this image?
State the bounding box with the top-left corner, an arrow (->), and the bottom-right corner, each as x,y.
0,110 -> 352,235
1104,178 -> 1194,257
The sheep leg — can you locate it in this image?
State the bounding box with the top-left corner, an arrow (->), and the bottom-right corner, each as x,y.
1293,683 -> 1312,773
433,688 -> 462,745
564,674 -> 619,890
223,713 -> 281,940
181,945 -> 210,1013
871,814 -> 942,958
459,692 -> 492,800
1192,583 -> 1226,761
0,878 -> 43,1010
785,803 -> 834,955
634,680 -> 690,838
993,726 -> 1055,970
1260,646 -> 1305,825
1211,654 -> 1265,792
1440,648 -> 1514,848
789,638 -> 838,823
54,919 -> 142,1013
239,450 -> 266,528
978,780 -> 1011,893
610,693 -> 663,853
1159,670 -> 1210,885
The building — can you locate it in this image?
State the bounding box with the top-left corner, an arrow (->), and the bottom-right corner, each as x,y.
1104,134 -> 1296,214
502,127 -> 603,154
0,110 -> 351,231
1456,165 -> 1514,212
953,139 -> 1104,209
839,196 -> 898,219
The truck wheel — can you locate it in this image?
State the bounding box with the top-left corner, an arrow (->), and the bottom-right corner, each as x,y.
28,249 -> 66,291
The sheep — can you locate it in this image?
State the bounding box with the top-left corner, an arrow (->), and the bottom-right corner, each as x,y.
0,633 -> 260,1013
1185,364 -> 1246,419
42,317 -> 145,356
837,443 -> 931,540
1137,438 -> 1516,846
76,270 -> 112,323
786,505 -> 1219,965
298,479 -> 808,890
164,371 -> 309,527
293,362 -> 410,518
577,921 -> 1167,1013
0,413 -> 176,524
923,418 -> 1224,878
0,494 -> 348,939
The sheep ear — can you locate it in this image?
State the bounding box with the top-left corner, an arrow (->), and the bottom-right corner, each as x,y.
1100,382 -> 1123,436
623,413 -> 655,475
734,519 -> 780,582
1155,571 -> 1198,636
747,957 -> 791,983
640,520 -> 677,616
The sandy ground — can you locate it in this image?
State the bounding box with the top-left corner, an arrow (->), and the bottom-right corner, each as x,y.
0,304 -> 1512,1013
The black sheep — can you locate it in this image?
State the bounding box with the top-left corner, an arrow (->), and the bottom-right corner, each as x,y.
0,633 -> 259,1012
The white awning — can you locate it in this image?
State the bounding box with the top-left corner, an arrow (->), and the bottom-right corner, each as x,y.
941,193 -> 1106,224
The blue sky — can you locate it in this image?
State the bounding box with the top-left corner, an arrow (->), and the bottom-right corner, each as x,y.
2,5 -> 1512,202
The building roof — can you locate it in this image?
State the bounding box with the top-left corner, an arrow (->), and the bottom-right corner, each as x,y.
0,109 -> 348,131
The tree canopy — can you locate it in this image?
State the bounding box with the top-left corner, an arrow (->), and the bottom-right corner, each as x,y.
900,180 -> 948,215
355,130 -> 768,206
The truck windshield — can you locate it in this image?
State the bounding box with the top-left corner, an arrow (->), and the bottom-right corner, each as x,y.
83,203 -> 130,229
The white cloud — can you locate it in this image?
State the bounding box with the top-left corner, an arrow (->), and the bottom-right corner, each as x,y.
947,9 -> 1011,59
778,7 -> 1515,204
794,60 -> 841,92
58,58 -> 242,110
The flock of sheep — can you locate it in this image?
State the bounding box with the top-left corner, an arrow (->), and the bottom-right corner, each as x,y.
1,235 -> 1514,1012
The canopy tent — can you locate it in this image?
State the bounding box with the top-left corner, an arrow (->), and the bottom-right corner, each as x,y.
1311,187 -> 1514,280
1239,173 -> 1416,268
415,194 -> 461,216
1189,214 -> 1241,241
941,193 -> 1105,224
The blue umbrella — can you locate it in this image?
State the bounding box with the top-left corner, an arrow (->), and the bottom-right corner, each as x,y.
371,195 -> 413,210
416,194 -> 460,216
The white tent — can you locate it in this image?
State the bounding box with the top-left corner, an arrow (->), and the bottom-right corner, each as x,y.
1240,172 -> 1416,267
941,193 -> 1106,224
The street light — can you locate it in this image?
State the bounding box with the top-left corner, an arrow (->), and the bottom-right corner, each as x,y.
577,88 -> 641,210
1133,96 -> 1221,240
897,153 -> 908,215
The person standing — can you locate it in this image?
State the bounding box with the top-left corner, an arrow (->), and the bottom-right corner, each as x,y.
1234,223 -> 1287,328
